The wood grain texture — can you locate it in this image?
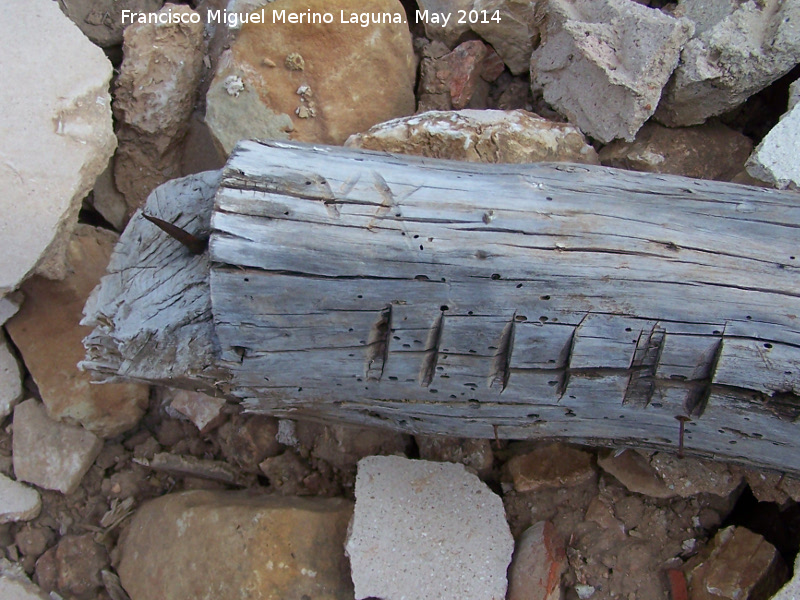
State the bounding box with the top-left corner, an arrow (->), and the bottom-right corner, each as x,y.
83,140 -> 800,473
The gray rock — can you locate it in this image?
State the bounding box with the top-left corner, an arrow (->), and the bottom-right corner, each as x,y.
0,559 -> 49,600
745,98 -> 800,189
771,553 -> 800,600
0,293 -> 22,326
656,0 -> 800,126
58,0 -> 164,47
11,399 -> 103,495
531,0 -> 693,142
346,456 -> 514,600
471,0 -> 539,75
0,333 -> 22,420
416,0 -> 473,47
0,474 -> 41,524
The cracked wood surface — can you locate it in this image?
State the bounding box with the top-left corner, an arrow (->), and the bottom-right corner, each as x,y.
83,140 -> 800,473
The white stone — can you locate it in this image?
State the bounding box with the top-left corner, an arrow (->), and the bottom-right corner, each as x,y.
770,552 -> 800,600
789,79 -> 800,111
0,473 -> 41,524
746,100 -> 800,190
0,334 -> 22,420
12,399 -> 103,495
0,293 -> 22,326
0,0 -> 116,294
0,559 -> 49,600
346,456 -> 514,600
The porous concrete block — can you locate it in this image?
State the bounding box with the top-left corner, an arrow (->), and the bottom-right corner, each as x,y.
530,0 -> 693,142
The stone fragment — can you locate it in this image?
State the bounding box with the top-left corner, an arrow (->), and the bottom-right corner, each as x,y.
217,414 -> 282,472
790,79 -> 800,111
34,534 -> 109,599
0,0 -> 116,295
419,40 -> 490,111
118,490 -> 354,600
11,399 -> 103,495
58,0 -> 164,47
89,162 -> 128,231
0,333 -> 22,421
0,559 -> 49,600
206,0 -> 415,153
416,435 -> 495,478
346,456 -> 514,600
114,4 -> 205,211
169,389 -> 226,433
471,0 -> 539,75
598,449 -> 673,498
259,451 -> 326,496
505,443 -> 596,493
734,468 -> 800,505
5,226 -> 149,438
346,109 -> 599,164
137,452 -> 252,487
599,122 -> 753,181
507,521 -> 567,600
0,293 -> 22,326
0,474 -> 41,524
530,0 -> 693,142
771,553 -> 800,600
416,0 -> 473,47
656,0 -> 800,126
684,526 -> 787,600
745,99 -> 800,190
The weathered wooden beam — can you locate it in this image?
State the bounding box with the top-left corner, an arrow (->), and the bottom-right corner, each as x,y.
82,140 -> 800,473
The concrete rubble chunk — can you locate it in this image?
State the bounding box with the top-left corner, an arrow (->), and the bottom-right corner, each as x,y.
0,333 -> 23,420
346,109 -> 599,164
656,0 -> 800,126
599,121 -> 753,181
118,490 -> 354,600
745,98 -> 800,190
0,0 -> 116,295
114,3 -> 205,211
0,559 -> 50,600
58,0 -> 165,47
206,0 -> 416,153
770,553 -> 800,600
346,456 -> 514,600
471,0 -> 539,75
12,399 -> 103,495
505,443 -> 596,493
530,0 -> 693,142
5,225 -> 149,438
416,0 -> 474,47
507,521 -> 567,600
684,526 -> 788,600
0,473 -> 41,524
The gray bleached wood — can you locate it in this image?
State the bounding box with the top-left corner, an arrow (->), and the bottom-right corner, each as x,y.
82,140 -> 800,474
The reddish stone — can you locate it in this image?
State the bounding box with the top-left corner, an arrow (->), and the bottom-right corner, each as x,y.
507,521 -> 567,600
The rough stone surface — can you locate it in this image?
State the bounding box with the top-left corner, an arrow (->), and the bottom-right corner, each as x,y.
90,161 -> 128,231
657,0 -> 800,126
471,0 -> 539,75
114,4 -> 205,211
11,399 -> 103,495
5,226 -> 149,438
418,40 -> 490,111
117,490 -> 354,600
33,534 -> 109,599
507,521 -> 567,600
599,121 -> 753,181
58,0 -> 164,47
531,0 -> 693,142
0,293 -> 22,326
597,449 -> 673,498
217,414 -> 282,472
0,333 -> 22,420
684,526 -> 788,600
169,390 -> 227,433
745,99 -> 800,190
505,443 -> 596,493
346,456 -> 514,600
416,0 -> 474,47
346,109 -> 599,163
206,0 -> 416,153
0,559 -> 49,600
416,435 -> 495,478
0,0 -> 116,295
0,474 -> 41,524
771,553 -> 800,600
734,468 -> 800,505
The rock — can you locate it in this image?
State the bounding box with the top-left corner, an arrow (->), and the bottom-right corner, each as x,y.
470,0 -> 539,75
418,40 -> 490,111
599,121 -> 753,181
346,109 -> 599,163
790,78 -> 800,110
0,292 -> 22,326
11,399 -> 103,495
34,534 -> 109,600
346,455 -> 514,600
745,98 -> 800,190
530,0 -> 693,142
5,226 -> 149,438
505,443 -> 596,493
0,474 -> 41,524
114,4 -> 205,211
416,435 -> 495,478
14,527 -> 54,563
771,553 -> 800,600
0,559 -> 49,600
89,162 -> 128,231
0,0 -> 116,295
259,450 -> 325,496
684,526 -> 787,600
117,490 -> 354,600
217,414 -> 282,472
507,521 -> 567,600
58,0 -> 164,47
205,0 -> 415,153
168,389 -> 226,433
598,449 -> 673,498
735,468 -> 800,505
137,452 -> 252,486
416,0 -> 473,47
656,0 -> 800,126
0,333 -> 22,420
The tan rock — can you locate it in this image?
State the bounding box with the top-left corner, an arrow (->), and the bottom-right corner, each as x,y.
346,109 -> 599,163
598,449 -> 673,499
505,443 -> 596,493
6,226 -> 149,438
206,0 -> 416,153
416,435 -> 495,478
58,0 -> 164,47
168,389 -> 227,433
507,521 -> 567,600
114,4 -> 205,211
471,0 -> 539,75
0,0 -> 116,295
416,0 -> 473,47
117,490 -> 354,600
89,161 -> 128,231
599,122 -> 753,181
734,467 -> 800,505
